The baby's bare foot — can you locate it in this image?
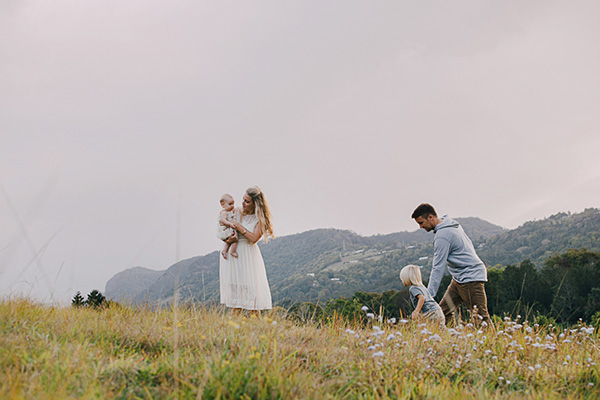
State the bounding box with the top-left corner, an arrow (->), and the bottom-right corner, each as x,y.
231,252 -> 238,258
221,250 -> 228,260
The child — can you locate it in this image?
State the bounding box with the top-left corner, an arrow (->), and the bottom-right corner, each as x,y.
217,194 -> 239,259
400,264 -> 445,326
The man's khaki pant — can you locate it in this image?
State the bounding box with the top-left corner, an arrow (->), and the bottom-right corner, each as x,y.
439,279 -> 492,326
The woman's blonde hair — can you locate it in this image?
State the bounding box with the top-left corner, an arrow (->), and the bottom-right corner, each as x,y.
399,264 -> 424,287
246,186 -> 274,242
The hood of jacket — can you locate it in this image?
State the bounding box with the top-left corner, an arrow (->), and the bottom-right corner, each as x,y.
434,215 -> 459,233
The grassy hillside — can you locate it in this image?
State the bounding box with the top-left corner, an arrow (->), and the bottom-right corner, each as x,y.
1,298 -> 598,399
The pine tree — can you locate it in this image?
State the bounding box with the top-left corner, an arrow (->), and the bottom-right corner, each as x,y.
72,291 -> 85,308
86,290 -> 106,309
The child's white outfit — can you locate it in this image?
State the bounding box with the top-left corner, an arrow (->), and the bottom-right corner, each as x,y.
217,210 -> 238,240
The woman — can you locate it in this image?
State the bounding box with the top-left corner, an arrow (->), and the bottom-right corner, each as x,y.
219,186 -> 274,311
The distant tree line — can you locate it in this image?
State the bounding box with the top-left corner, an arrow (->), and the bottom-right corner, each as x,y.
72,289 -> 108,309
288,249 -> 600,327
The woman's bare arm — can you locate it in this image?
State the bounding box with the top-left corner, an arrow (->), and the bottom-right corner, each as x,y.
231,220 -> 263,244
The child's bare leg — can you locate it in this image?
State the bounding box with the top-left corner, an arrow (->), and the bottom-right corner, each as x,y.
221,241 -> 231,259
230,241 -> 238,258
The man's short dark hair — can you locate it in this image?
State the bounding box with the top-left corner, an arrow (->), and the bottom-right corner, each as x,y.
411,203 -> 437,219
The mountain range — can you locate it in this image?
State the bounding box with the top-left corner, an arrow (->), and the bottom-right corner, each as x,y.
105,208 -> 600,306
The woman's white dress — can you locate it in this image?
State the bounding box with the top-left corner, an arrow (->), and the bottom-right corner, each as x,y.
219,213 -> 272,310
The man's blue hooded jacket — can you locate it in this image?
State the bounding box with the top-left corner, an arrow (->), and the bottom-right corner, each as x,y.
427,215 -> 488,297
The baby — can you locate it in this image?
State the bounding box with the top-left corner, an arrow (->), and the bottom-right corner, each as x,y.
217,193 -> 239,259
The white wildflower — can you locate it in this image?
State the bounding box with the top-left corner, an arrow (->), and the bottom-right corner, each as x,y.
361,306 -> 369,312
366,313 -> 375,319
373,351 -> 384,357
429,334 -> 441,342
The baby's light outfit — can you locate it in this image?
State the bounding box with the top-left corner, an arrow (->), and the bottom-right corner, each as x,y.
217,210 -> 238,240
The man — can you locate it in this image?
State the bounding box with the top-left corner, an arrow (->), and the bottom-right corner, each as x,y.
411,203 -> 492,326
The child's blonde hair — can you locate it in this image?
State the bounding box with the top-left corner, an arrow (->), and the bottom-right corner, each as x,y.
400,264 -> 424,287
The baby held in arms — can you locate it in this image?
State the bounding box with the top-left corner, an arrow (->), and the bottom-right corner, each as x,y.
217,193 -> 239,259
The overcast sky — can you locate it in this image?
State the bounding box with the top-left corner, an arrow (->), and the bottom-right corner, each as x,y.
2,0 -> 599,303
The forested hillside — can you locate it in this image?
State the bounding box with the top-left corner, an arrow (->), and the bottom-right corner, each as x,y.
479,208 -> 600,267
105,209 -> 600,310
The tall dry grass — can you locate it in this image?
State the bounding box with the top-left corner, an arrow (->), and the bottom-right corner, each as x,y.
1,297 -> 598,399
